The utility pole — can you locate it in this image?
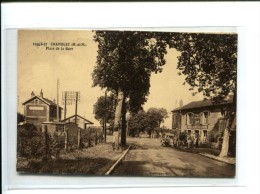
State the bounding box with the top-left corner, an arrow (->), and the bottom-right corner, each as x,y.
64,91 -> 67,120
75,92 -> 78,124
56,78 -> 60,122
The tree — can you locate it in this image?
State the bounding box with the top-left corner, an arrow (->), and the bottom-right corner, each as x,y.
146,108 -> 168,136
128,110 -> 147,137
92,31 -> 237,154
168,33 -> 237,157
92,31 -> 169,145
93,93 -> 117,126
128,108 -> 168,137
17,123 -> 44,158
147,108 -> 168,127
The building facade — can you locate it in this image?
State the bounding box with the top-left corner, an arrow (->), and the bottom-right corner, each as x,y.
22,90 -> 62,129
172,97 -> 234,148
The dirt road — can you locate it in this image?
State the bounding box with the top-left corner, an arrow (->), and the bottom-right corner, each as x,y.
112,137 -> 235,177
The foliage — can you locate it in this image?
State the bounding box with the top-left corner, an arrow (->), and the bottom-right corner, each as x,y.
93,31 -> 237,105
147,107 -> 168,127
17,112 -> 25,123
81,128 -> 104,147
17,123 -> 65,159
92,31 -> 237,150
154,127 -> 173,135
49,132 -> 65,157
178,132 -> 188,142
92,31 -> 171,144
92,31 -> 168,94
128,110 -> 147,137
93,93 -> 117,125
167,33 -> 237,157
128,108 -> 168,137
92,31 -> 169,113
168,33 -> 237,102
17,123 -> 45,158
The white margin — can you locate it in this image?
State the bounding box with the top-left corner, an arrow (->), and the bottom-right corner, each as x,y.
1,2 -> 260,194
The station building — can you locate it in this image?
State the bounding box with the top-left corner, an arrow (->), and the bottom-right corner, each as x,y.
22,90 -> 62,129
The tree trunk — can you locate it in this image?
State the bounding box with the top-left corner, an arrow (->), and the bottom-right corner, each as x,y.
219,118 -> 230,157
121,95 -> 127,146
229,115 -> 236,157
219,93 -> 236,158
113,88 -> 124,148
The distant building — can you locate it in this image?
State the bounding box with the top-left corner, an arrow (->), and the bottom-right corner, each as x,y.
172,96 -> 234,148
22,90 -> 62,129
61,114 -> 94,129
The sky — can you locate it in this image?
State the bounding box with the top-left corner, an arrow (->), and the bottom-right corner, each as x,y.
18,30 -> 203,128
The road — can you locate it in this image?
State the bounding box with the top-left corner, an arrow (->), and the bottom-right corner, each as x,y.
112,137 -> 235,177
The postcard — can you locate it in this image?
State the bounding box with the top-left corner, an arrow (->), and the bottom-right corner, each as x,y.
17,29 -> 236,177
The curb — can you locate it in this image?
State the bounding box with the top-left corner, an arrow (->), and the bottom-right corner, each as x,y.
199,153 -> 236,165
176,147 -> 236,165
105,145 -> 132,175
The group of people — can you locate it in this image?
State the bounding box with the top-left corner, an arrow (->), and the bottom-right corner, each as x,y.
186,134 -> 200,148
160,131 -> 207,149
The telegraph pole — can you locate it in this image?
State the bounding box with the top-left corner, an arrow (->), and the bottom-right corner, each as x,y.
64,91 -> 67,120
75,92 -> 78,124
56,78 -> 60,122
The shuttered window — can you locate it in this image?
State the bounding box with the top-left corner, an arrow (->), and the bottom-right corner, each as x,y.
186,112 -> 194,125
200,111 -> 209,125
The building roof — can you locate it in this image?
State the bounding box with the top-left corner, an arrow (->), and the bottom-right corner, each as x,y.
42,121 -> 77,125
22,95 -> 63,109
42,97 -> 58,106
61,114 -> 94,124
172,97 -> 233,112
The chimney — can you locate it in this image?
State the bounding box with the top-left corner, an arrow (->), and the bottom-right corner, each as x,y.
31,91 -> 35,97
40,89 -> 43,98
179,99 -> 183,108
53,98 -> 56,104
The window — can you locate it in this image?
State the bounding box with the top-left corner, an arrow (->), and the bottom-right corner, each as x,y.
200,111 -> 209,125
172,113 -> 181,129
203,130 -> 208,143
186,112 -> 194,125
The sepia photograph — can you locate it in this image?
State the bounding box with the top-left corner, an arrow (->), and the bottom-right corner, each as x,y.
17,29 -> 237,177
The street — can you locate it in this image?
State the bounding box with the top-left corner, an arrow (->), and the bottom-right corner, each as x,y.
112,137 -> 235,177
